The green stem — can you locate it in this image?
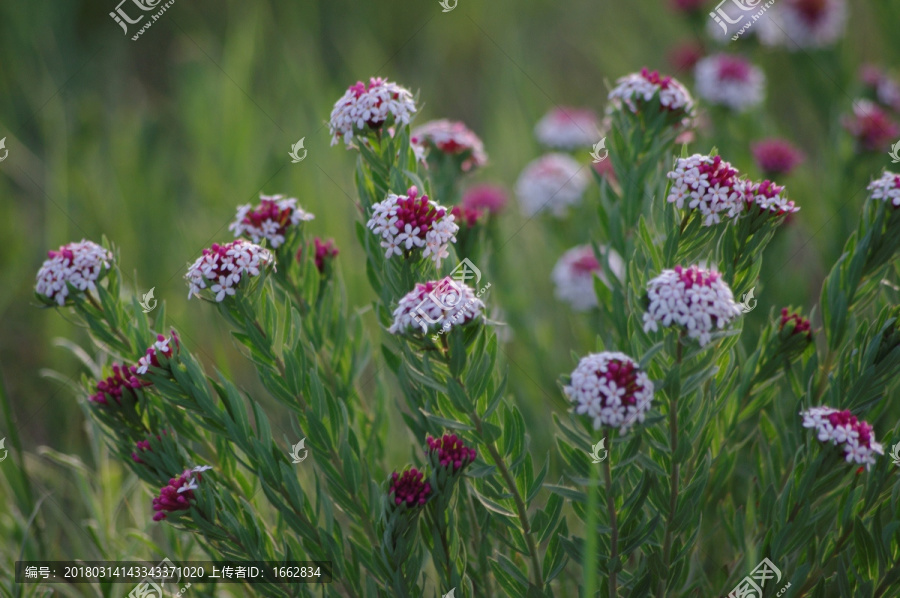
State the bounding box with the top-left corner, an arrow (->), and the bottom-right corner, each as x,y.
657,337 -> 683,598
603,432 -> 619,598
584,458 -> 600,598
471,411 -> 543,589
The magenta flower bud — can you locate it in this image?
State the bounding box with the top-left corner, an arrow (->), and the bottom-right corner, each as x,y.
297,237 -> 339,273
152,465 -> 211,521
89,363 -> 145,405
229,194 -> 314,249
388,468 -> 432,507
668,41 -> 704,73
35,240 -> 113,306
751,139 -> 805,178
426,434 -> 477,472
842,100 -> 900,153
411,120 -> 487,172
801,407 -> 883,471
132,430 -> 168,463
450,204 -> 483,229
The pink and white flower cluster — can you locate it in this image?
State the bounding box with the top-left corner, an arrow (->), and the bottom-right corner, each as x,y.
411,119 -> 487,172
751,139 -> 805,177
366,186 -> 458,265
534,107 -> 600,149
843,100 -> 900,153
229,194 -> 314,248
860,65 -> 900,113
515,153 -> 588,217
757,0 -> 847,50
551,245 -> 624,311
388,278 -> 485,335
152,465 -> 212,521
185,240 -> 275,302
801,407 -> 883,470
136,332 -> 180,375
867,172 -> 900,208
694,54 -> 765,112
329,77 -> 417,146
666,155 -> 747,226
643,265 -> 743,346
667,154 -> 799,226
564,352 -> 654,434
35,240 -> 113,306
608,68 -> 694,117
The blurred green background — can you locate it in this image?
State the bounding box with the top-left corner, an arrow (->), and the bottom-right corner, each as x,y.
1,0 -> 899,590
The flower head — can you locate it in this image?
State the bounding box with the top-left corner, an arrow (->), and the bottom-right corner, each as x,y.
185,240 -> 275,302
89,363 -> 145,405
643,265 -> 743,346
744,179 -> 800,216
461,184 -> 508,214
229,194 -> 314,248
388,468 -> 432,507
389,277 -> 485,335
35,240 -> 113,306
694,54 -> 765,112
867,172 -> 900,208
515,153 -> 589,218
366,186 -> 458,266
551,245 -> 624,311
751,139 -> 805,177
758,0 -> 848,50
427,434 -> 477,472
607,68 -> 694,118
152,466 -> 211,521
329,77 -> 417,147
534,107 -> 600,149
411,120 -> 487,172
666,154 -> 747,226
563,352 -> 654,434
136,332 -> 180,376
843,100 -> 900,153
779,307 -> 812,339
801,407 -> 883,470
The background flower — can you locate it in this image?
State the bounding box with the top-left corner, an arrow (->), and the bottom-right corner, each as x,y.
411,119 -> 487,172
842,100 -> 900,152
551,245 -> 624,311
757,0 -> 848,50
867,172 -> 900,208
533,107 -> 600,149
515,153 -> 588,217
694,54 -> 765,112
751,139 -> 805,177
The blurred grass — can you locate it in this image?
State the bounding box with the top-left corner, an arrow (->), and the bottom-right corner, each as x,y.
1,0 -> 899,585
